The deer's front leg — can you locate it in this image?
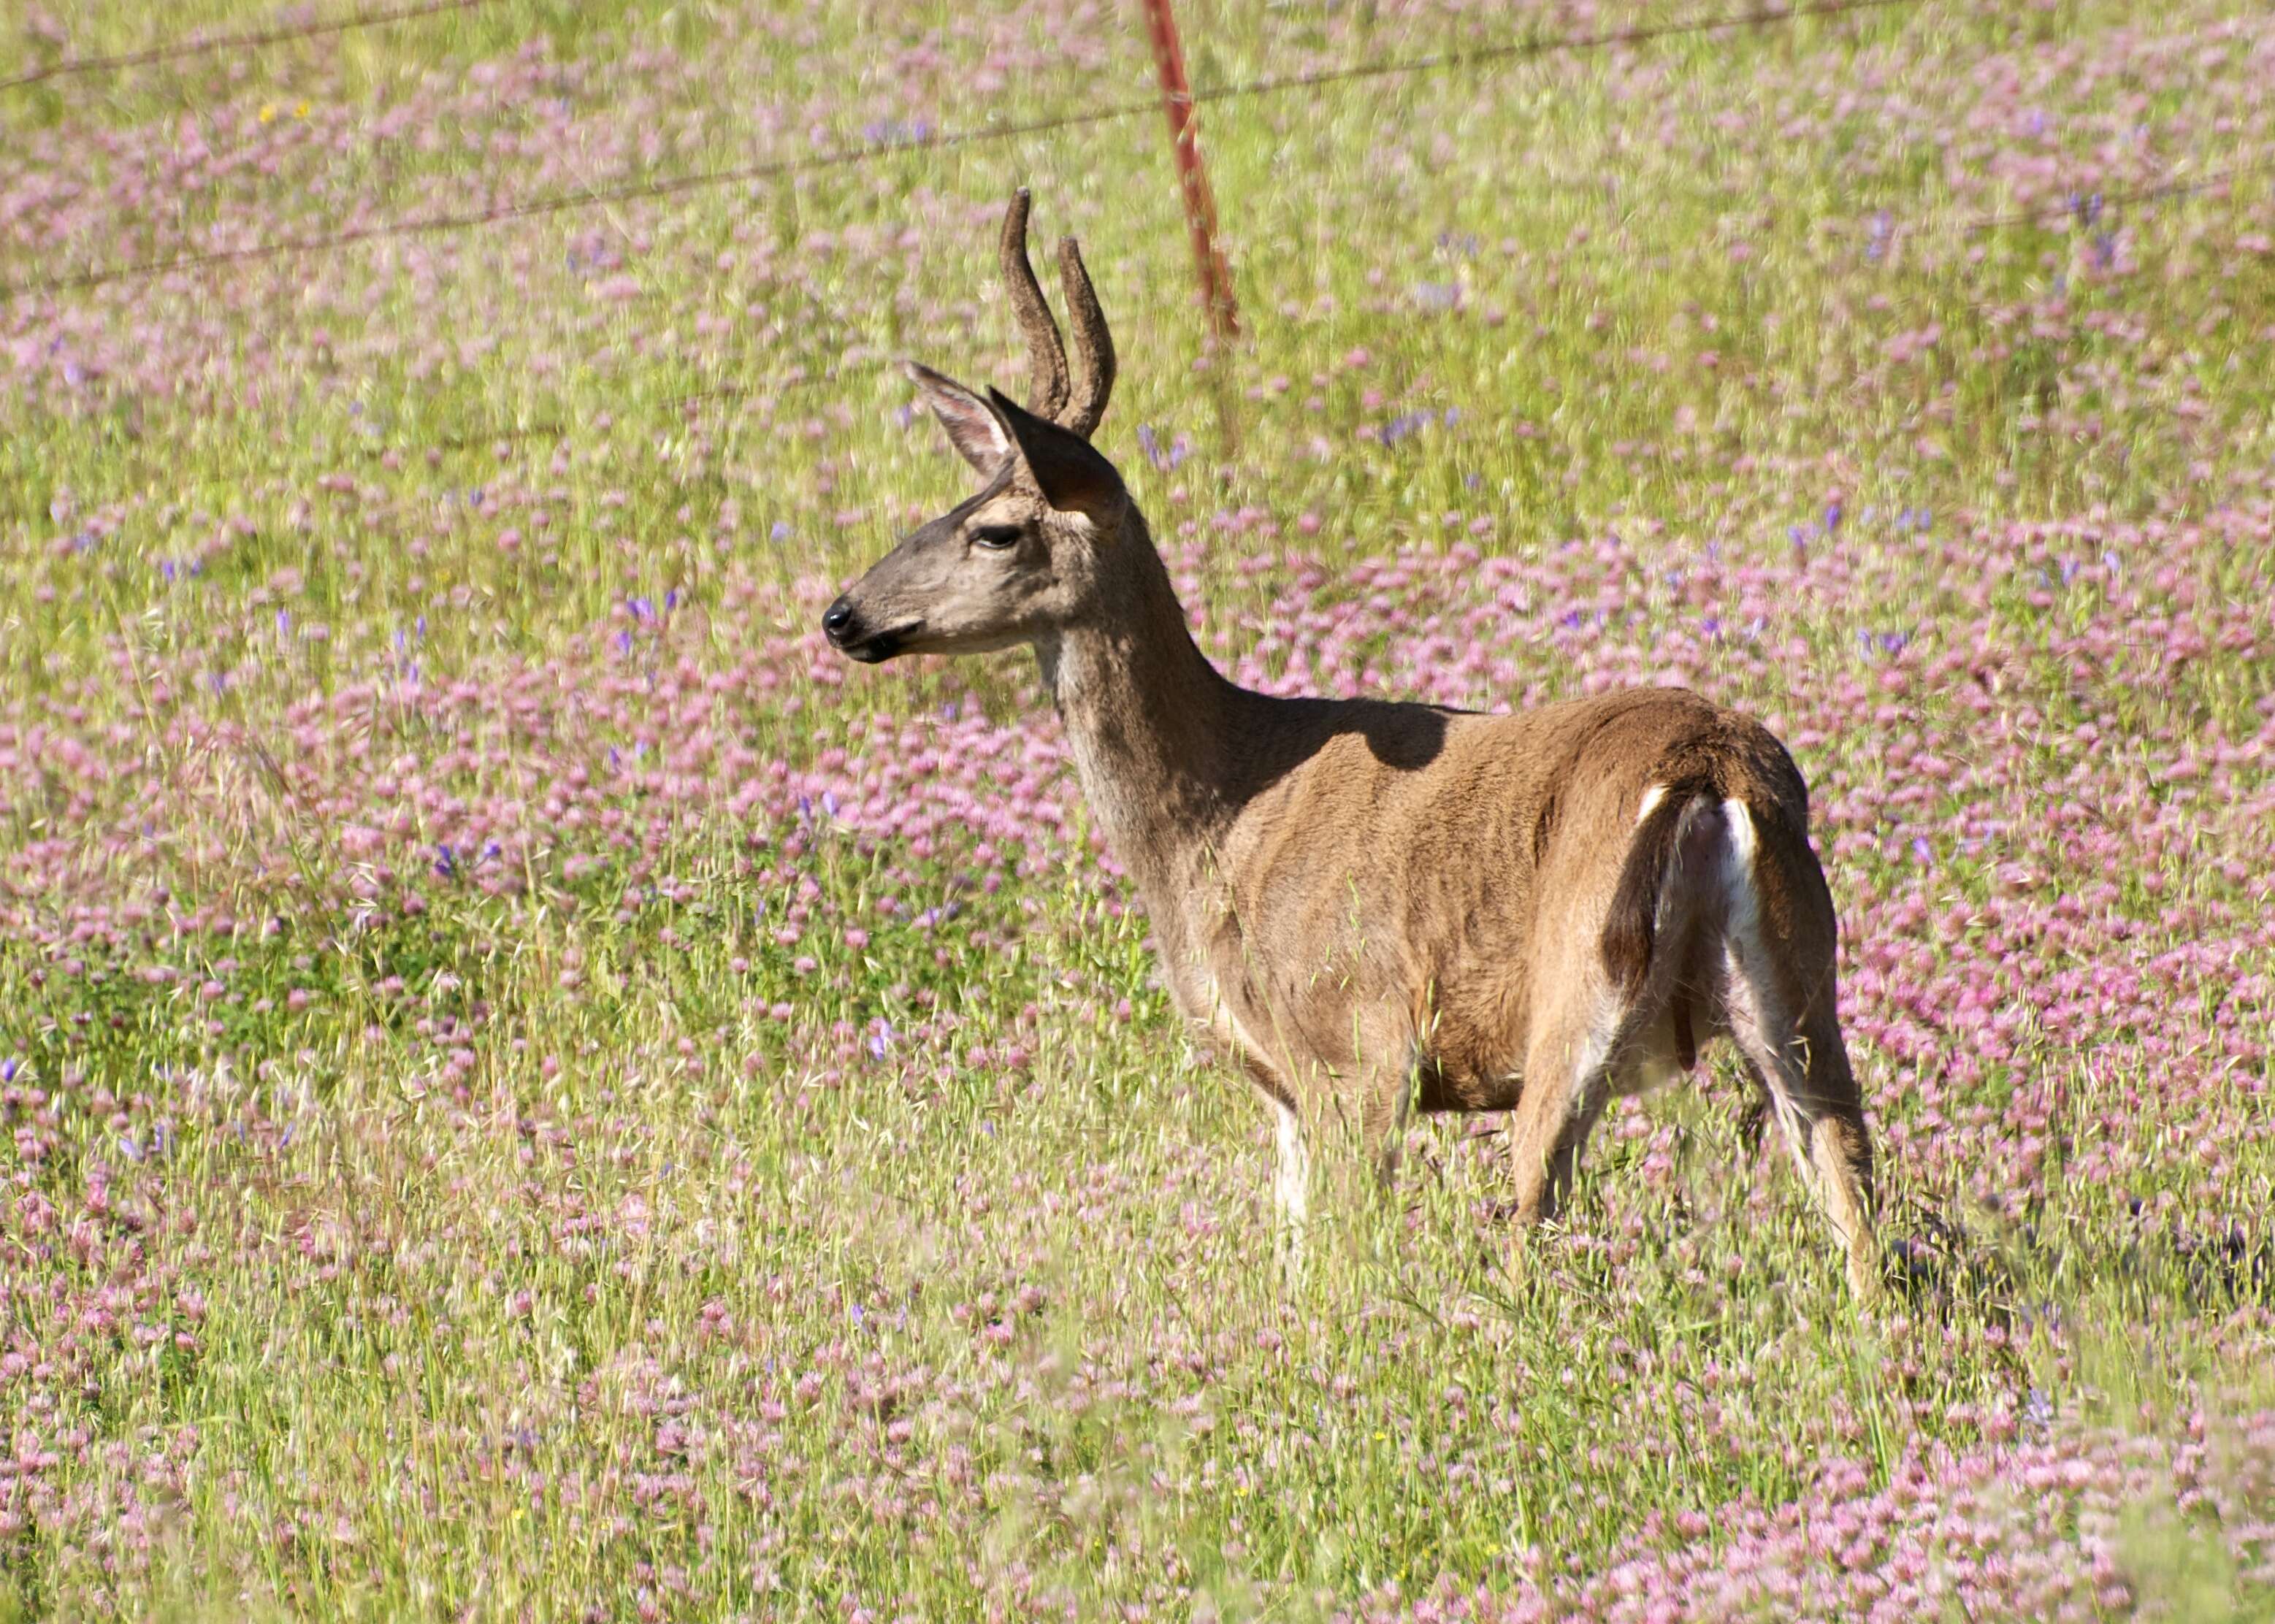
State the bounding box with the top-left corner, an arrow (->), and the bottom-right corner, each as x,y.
1235,1054 -> 1311,1245
1273,1094 -> 1311,1230
1293,998 -> 1426,1203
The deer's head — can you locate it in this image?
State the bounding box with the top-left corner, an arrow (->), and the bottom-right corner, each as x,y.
823,191 -> 1135,664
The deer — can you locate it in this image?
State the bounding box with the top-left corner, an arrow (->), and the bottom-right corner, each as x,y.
822,191 -> 1881,1299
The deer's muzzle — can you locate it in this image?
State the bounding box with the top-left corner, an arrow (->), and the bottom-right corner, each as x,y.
821,594 -> 917,663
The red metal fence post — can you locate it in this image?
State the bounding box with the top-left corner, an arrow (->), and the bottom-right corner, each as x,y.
1139,0 -> 1240,341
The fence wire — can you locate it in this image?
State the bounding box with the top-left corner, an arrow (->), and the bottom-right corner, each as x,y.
3,0 -> 1923,304
1,0 -> 499,94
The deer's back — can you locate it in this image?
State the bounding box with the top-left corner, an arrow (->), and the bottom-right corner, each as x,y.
1195,685 -> 1804,1098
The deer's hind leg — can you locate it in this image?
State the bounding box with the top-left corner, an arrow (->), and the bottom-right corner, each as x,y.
1504,976 -> 1623,1229
1718,808 -> 1879,1298
1721,976 -> 1878,1299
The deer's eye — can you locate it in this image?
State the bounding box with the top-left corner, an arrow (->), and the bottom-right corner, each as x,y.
971,524 -> 1022,551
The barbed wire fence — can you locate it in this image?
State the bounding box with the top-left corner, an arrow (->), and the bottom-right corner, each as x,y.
0,0 -> 500,93
3,0 -> 1939,304
4,0 -> 2266,460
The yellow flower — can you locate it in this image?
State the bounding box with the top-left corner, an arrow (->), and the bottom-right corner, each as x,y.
259,103 -> 276,123
294,100 -> 310,119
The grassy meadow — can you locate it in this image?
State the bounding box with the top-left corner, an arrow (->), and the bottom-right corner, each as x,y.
4,0 -> 2275,1617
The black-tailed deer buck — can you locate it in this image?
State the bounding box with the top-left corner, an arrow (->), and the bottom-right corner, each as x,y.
824,191 -> 1881,1298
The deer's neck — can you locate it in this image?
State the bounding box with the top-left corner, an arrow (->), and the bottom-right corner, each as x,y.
1036,534 -> 1246,897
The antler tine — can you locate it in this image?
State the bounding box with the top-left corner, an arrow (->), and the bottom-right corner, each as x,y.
998,189 -> 1070,423
1056,234 -> 1117,440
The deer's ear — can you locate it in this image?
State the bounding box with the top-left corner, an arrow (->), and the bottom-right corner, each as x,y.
904,361 -> 1012,474
985,387 -> 1124,519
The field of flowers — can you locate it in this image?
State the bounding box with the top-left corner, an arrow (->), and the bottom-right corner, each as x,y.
4,0 -> 2275,1617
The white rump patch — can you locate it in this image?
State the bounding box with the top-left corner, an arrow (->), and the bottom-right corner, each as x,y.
1635,784 -> 1667,825
1721,799 -> 1759,918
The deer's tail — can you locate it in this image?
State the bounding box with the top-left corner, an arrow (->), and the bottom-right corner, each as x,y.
1599,771 -> 1724,1001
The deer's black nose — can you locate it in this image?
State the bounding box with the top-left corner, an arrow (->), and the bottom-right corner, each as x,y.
822,597 -> 857,643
